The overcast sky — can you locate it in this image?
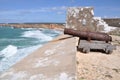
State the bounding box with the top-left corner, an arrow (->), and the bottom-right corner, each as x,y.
0,0 -> 120,23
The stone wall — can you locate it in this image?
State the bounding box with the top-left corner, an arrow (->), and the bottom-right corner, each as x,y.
103,18 -> 120,27
66,7 -> 99,31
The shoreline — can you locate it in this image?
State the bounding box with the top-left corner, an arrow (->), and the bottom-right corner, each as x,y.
0,33 -> 120,80
0,34 -> 76,80
0,23 -> 65,30
0,27 -> 63,73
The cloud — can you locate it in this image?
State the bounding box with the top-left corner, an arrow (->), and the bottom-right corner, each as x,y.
0,6 -> 68,23
0,6 -> 67,15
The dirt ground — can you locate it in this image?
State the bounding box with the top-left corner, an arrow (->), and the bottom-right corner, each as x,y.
76,35 -> 120,80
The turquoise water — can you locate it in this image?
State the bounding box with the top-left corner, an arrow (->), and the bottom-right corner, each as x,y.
0,26 -> 61,72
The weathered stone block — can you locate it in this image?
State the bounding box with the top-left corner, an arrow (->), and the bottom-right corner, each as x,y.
66,7 -> 116,32
66,7 -> 96,31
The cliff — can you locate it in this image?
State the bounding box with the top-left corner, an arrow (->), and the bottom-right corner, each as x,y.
0,23 -> 65,30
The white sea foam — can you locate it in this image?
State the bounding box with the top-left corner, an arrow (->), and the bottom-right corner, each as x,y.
52,30 -> 63,34
0,28 -> 61,72
21,28 -> 34,30
0,44 -> 42,72
0,45 -> 17,58
21,30 -> 53,41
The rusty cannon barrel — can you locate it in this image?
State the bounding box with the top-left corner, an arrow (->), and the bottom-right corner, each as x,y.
64,28 -> 112,42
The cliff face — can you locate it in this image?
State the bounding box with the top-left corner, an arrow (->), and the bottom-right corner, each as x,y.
0,23 -> 65,30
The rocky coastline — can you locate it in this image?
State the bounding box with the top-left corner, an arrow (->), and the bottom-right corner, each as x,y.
0,23 -> 65,30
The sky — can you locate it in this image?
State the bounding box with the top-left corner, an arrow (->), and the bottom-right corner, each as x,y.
0,0 -> 120,23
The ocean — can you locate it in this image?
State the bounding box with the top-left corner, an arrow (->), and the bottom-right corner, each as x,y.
0,26 -> 62,72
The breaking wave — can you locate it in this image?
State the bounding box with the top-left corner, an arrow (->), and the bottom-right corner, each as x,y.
0,45 -> 17,58
0,44 -> 42,72
21,30 -> 53,41
0,27 -> 60,72
0,27 -> 61,72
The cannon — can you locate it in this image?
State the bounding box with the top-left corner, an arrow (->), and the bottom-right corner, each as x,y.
64,28 -> 112,42
64,28 -> 116,54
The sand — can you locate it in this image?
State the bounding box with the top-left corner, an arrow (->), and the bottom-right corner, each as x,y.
76,35 -> 120,80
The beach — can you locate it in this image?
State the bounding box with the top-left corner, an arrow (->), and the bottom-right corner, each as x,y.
0,27 -> 61,72
0,34 -> 76,80
0,0 -> 120,80
0,32 -> 120,80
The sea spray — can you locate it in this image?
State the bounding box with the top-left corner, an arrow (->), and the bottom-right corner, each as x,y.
0,44 -> 42,72
0,27 -> 61,72
21,30 -> 53,41
0,45 -> 17,58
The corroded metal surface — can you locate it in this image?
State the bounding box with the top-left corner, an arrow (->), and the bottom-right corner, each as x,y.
64,28 -> 112,42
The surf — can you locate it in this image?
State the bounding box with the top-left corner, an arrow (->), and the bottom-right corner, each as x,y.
0,27 -> 61,72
